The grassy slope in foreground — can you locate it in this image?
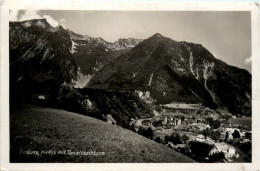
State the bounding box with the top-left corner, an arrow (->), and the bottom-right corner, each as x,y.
10,106 -> 195,163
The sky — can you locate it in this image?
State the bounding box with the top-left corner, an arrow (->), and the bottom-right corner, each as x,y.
9,10 -> 252,73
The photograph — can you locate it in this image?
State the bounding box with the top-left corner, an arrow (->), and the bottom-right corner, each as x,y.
1,1 -> 259,170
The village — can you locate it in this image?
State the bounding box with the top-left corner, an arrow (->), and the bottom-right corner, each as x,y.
128,91 -> 252,163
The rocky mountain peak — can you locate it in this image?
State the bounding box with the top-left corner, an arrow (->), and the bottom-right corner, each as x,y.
140,33 -> 172,46
153,33 -> 163,37
11,18 -> 55,32
88,34 -> 251,116
28,18 -> 49,28
147,33 -> 167,41
54,25 -> 66,31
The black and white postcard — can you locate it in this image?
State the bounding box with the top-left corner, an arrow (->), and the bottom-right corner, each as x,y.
1,0 -> 259,171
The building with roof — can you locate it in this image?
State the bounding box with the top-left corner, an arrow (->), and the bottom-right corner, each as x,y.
163,116 -> 182,126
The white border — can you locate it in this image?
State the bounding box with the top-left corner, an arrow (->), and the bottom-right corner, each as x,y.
1,1 -> 259,171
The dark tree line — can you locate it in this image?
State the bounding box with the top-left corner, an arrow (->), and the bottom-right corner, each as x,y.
32,85 -> 154,128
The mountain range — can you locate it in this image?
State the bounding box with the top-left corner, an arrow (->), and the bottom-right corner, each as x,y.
9,18 -> 251,116
10,18 -> 142,89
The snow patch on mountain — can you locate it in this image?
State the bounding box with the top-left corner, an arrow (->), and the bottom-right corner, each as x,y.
36,20 -> 47,28
245,92 -> 251,100
41,48 -> 50,64
203,61 -> 217,103
70,39 -> 78,54
67,29 -> 142,51
68,67 -> 94,88
163,92 -> 166,96
187,47 -> 195,74
133,72 -> 137,78
178,52 -> 185,62
74,73 -> 93,88
185,45 -> 199,79
23,21 -> 32,27
195,68 -> 199,79
148,73 -> 154,86
17,76 -> 23,82
154,33 -> 163,38
203,61 -> 214,80
171,60 -> 186,74
22,38 -> 48,61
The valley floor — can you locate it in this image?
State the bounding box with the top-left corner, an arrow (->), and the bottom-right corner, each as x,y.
10,105 -> 195,163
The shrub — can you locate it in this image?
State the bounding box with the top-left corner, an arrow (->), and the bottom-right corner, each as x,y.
146,127 -> 154,139
203,128 -> 210,138
211,130 -> 221,141
209,152 -> 225,162
164,135 -> 170,144
155,137 -> 162,143
239,141 -> 251,154
245,132 -> 252,140
165,124 -> 171,129
232,130 -> 241,139
206,117 -> 221,129
181,134 -> 189,143
153,121 -> 163,127
57,86 -> 85,114
212,120 -> 221,129
170,132 -> 182,144
138,127 -> 144,135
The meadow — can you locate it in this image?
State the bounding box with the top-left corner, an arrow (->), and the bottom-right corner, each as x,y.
228,117 -> 251,127
10,105 -> 195,163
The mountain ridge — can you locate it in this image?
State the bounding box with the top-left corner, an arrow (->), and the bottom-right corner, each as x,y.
88,33 -> 251,115
9,19 -> 143,88
67,28 -> 143,51
9,19 -> 251,116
